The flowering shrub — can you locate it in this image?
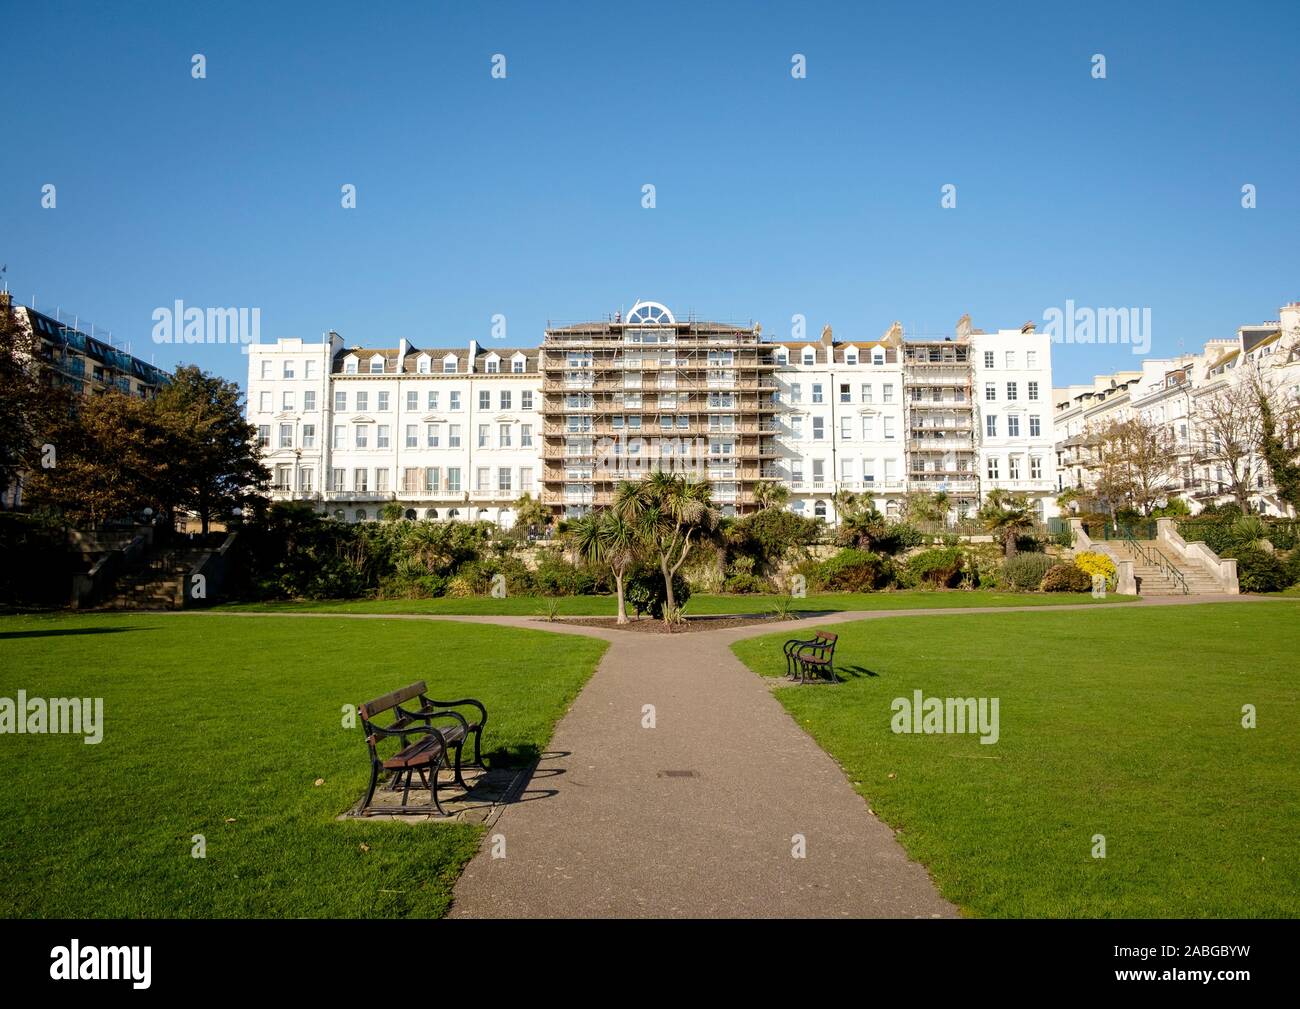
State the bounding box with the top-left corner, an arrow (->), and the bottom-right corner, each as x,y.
1074,551 -> 1116,589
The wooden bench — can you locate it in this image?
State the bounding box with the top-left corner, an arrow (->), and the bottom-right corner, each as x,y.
357,681 -> 488,816
786,631 -> 838,684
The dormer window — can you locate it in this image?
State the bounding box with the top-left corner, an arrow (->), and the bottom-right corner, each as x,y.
511,353 -> 527,374
775,349 -> 788,366
485,356 -> 500,374
416,355 -> 430,374
442,355 -> 458,374
344,358 -> 358,375
845,349 -> 858,365
872,350 -> 885,365
802,348 -> 816,366
369,356 -> 385,374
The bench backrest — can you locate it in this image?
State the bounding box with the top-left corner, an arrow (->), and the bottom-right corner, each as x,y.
358,682 -> 434,761
359,681 -> 427,721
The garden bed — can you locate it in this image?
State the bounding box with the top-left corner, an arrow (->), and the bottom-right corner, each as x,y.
555,613 -> 795,633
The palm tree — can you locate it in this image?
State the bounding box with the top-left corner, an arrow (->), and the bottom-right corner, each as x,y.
617,471 -> 717,611
932,490 -> 951,528
569,509 -> 640,623
754,481 -> 789,510
979,488 -> 1034,557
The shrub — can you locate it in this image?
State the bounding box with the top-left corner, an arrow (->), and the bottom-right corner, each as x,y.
1281,548 -> 1300,589
1074,551 -> 1117,588
722,572 -> 771,594
1230,547 -> 1286,593
625,564 -> 691,618
1040,563 -> 1093,592
809,549 -> 895,592
1002,552 -> 1056,591
905,546 -> 965,588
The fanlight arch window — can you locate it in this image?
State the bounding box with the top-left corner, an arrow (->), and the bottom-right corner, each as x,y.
355,509 -> 368,522
625,301 -> 675,326
814,499 -> 828,519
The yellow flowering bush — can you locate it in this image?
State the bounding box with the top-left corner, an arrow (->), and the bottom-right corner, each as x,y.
1074,550 -> 1117,589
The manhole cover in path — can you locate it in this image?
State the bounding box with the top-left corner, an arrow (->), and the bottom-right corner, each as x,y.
657,770 -> 699,778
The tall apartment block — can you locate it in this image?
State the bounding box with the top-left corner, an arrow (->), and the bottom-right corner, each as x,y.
540,301 -> 778,516
3,294 -> 170,399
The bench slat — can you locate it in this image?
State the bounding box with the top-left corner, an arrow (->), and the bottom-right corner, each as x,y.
359,681 -> 427,718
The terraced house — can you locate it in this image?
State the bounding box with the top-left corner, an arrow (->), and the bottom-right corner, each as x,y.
1053,301 -> 1300,516
249,301 -> 1059,524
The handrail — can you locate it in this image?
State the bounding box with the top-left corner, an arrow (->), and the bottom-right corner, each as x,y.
1122,531 -> 1188,595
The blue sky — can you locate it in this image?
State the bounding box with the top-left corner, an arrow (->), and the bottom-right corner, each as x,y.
2,0 -> 1297,389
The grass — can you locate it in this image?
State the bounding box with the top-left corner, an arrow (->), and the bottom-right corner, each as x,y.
732,601 -> 1300,918
217,590 -> 1136,617
0,613 -> 606,918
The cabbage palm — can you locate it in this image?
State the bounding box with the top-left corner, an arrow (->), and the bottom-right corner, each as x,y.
616,471 -> 717,611
569,508 -> 640,623
754,481 -> 789,510
979,488 -> 1034,557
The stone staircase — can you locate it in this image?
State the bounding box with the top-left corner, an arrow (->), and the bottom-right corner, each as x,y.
1105,539 -> 1222,596
105,549 -> 206,609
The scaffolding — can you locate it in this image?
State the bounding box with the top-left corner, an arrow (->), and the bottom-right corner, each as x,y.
540,318 -> 778,514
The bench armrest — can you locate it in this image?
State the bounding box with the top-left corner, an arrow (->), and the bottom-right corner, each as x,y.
422,697 -> 487,727
367,722 -> 449,748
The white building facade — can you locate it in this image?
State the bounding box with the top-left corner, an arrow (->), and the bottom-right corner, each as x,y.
248,306 -> 1060,524
247,334 -> 542,526
1053,302 -> 1300,516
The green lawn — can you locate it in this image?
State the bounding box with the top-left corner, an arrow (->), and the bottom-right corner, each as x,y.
0,613 -> 606,918
732,601 -> 1300,918
218,590 -> 1136,617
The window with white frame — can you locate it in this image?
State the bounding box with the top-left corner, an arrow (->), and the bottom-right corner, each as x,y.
1008,415 -> 1020,437
407,391 -> 418,411
333,425 -> 345,448
302,424 -> 316,449
334,390 -> 347,411
355,423 -> 369,448
986,415 -> 997,437
356,391 -> 369,411
427,423 -> 440,447
283,360 -> 295,380
1029,415 -> 1041,437
987,457 -> 999,479
304,390 -> 316,411
984,351 -> 994,368
812,417 -> 824,440
377,391 -> 389,412
405,424 -> 417,448
377,425 -> 390,449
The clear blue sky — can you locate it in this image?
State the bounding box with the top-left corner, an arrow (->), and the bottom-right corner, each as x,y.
3,0 -> 1297,389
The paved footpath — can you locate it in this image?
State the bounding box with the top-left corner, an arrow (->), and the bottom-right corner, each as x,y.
196,595 -> 1264,918
444,594 -> 1262,918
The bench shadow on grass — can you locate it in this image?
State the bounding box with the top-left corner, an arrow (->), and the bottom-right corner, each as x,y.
0,626 -> 152,640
